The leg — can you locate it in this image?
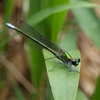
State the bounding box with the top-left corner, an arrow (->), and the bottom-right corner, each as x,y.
48,62 -> 64,71
67,66 -> 79,73
65,64 -> 79,73
43,56 -> 56,62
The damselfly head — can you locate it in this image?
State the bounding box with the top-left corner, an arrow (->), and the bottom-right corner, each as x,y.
71,58 -> 80,67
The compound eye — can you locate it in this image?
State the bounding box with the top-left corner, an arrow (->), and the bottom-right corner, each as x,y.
72,59 -> 80,66
72,60 -> 77,66
78,58 -> 80,63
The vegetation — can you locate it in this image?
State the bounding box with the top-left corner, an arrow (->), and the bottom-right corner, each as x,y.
0,0 -> 100,100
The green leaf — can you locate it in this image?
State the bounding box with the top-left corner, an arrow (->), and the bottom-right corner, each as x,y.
43,49 -> 81,100
28,0 -> 46,88
4,0 -> 15,22
27,2 -> 100,26
76,89 -> 89,100
41,0 -> 69,42
91,75 -> 100,100
12,82 -> 24,100
71,0 -> 100,47
58,29 -> 78,51
29,47 -> 45,87
1,0 -> 15,51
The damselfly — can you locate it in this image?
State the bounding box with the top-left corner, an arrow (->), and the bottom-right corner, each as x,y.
6,20 -> 80,71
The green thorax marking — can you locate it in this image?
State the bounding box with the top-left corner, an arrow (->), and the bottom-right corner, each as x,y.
65,52 -> 72,59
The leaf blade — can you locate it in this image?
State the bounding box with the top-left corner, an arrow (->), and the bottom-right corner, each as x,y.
43,49 -> 81,100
